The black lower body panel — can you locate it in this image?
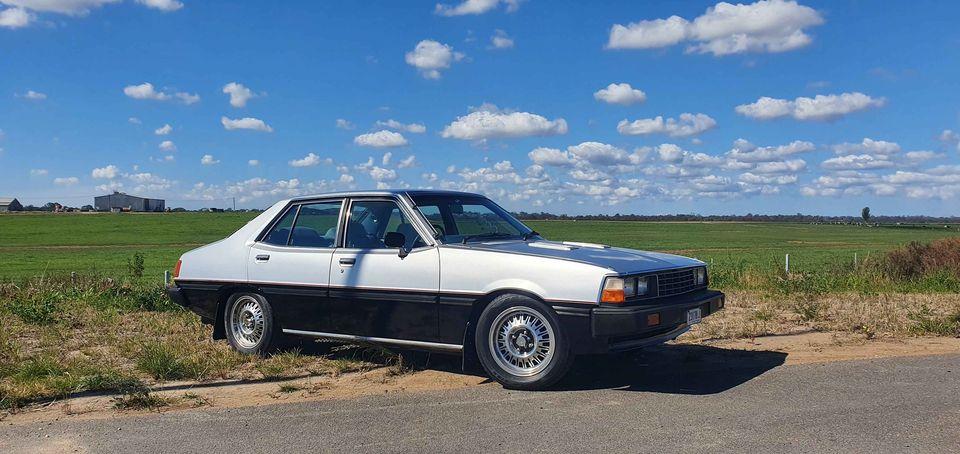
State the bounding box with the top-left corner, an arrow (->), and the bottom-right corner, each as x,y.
562,290 -> 725,354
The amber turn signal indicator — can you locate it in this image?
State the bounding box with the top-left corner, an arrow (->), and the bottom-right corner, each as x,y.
173,260 -> 182,279
600,277 -> 626,303
647,313 -> 660,326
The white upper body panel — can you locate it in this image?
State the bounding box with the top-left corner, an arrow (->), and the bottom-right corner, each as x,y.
177,199 -> 288,282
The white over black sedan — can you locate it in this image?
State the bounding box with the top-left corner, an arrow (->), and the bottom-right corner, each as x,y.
166,190 -> 724,389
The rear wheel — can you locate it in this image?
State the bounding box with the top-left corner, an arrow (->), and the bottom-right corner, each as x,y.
223,292 -> 284,356
475,294 -> 572,390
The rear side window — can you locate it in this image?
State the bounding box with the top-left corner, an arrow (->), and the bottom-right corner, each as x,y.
262,206 -> 297,245
289,202 -> 341,248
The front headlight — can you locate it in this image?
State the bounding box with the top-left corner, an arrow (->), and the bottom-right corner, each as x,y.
695,267 -> 707,286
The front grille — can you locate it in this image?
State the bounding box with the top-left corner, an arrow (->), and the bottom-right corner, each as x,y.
656,268 -> 698,296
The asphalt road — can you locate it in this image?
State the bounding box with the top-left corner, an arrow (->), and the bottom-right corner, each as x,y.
2,348 -> 958,454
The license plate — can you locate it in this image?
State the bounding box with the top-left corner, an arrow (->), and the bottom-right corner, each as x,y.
687,308 -> 702,325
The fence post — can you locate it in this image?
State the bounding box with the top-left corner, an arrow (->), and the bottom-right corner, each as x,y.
785,254 -> 790,274
164,270 -> 171,286
854,252 -> 858,269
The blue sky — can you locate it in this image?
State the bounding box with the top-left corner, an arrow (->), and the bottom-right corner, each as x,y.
1,0 -> 959,215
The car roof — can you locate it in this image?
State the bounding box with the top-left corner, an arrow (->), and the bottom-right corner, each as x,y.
287,189 -> 483,203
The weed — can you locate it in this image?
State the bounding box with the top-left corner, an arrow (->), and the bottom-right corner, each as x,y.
256,350 -> 309,380
113,391 -> 173,411
127,252 -> 146,279
135,342 -> 200,381
908,305 -> 960,336
794,299 -> 824,322
277,384 -> 302,393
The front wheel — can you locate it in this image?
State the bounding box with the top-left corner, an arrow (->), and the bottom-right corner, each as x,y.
223,292 -> 284,356
475,294 -> 572,390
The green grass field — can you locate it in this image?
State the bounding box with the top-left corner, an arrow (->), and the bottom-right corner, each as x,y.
1,212 -> 958,289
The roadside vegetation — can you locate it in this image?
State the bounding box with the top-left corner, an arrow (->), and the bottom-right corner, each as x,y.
1,214 -> 958,412
0,273 -> 394,411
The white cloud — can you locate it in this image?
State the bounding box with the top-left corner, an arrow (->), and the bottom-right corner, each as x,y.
154,124 -> 173,135
123,82 -> 199,104
490,29 -> 514,49
2,0 -> 119,15
158,140 -> 176,152
398,155 -> 417,168
339,174 -> 355,184
381,152 -> 392,166
753,159 -> 806,174
435,0 -> 518,16
128,117 -> 142,125
832,138 -> 900,156
528,147 -> 575,167
617,113 -> 716,137
607,0 -> 824,56
288,153 -> 324,168
248,159 -> 260,166
91,165 -> 119,179
376,119 -> 426,133
221,116 -> 273,132
821,154 -> 895,170
175,92 -> 200,105
594,83 -> 647,106
736,92 -> 885,121
135,0 -> 183,12
725,139 -> 815,163
29,168 -> 47,176
369,166 -> 397,182
53,176 -> 79,186
442,104 -> 568,140
123,82 -> 169,101
354,130 -> 408,148
18,89 -> 46,100
405,40 -> 465,79
335,119 -> 355,130
657,143 -> 685,163
567,142 -> 631,166
0,7 -> 30,28
222,82 -> 258,108
200,154 -> 220,166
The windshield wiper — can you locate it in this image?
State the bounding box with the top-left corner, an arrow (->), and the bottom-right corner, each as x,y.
521,230 -> 540,241
461,232 -> 514,244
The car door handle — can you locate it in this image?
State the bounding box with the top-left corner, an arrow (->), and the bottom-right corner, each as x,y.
255,254 -> 270,262
338,258 -> 355,267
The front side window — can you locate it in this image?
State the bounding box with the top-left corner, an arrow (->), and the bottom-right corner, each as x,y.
411,195 -> 532,243
345,200 -> 424,249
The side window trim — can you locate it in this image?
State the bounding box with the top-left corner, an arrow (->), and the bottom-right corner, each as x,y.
284,204 -> 303,246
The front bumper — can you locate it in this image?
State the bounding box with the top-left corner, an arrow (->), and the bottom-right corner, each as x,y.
556,289 -> 725,354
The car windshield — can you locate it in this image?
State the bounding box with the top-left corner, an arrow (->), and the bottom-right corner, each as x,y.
410,194 -> 534,244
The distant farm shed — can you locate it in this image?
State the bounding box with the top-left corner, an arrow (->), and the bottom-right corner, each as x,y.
94,192 -> 165,212
0,197 -> 23,212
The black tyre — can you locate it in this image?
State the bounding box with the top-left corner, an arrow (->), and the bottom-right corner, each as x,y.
475,294 -> 572,390
223,292 -> 284,356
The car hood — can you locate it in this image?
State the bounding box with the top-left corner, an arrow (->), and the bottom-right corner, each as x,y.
454,239 -> 703,274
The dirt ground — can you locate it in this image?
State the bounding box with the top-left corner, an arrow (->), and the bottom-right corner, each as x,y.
3,332 -> 957,426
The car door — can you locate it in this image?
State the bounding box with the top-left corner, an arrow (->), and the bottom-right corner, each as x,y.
247,199 -> 343,332
328,197 -> 440,342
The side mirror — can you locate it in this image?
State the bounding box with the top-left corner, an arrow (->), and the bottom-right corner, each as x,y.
384,232 -> 409,258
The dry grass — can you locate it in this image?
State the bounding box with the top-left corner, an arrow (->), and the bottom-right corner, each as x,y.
0,275 -> 394,411
687,291 -> 960,342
